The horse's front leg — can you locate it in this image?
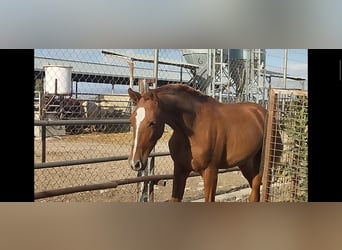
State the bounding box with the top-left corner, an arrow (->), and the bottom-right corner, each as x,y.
170,164 -> 190,202
201,166 -> 218,202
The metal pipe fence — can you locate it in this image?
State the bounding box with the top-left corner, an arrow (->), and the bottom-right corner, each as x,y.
35,168 -> 241,200
34,121 -> 241,201
34,119 -> 174,202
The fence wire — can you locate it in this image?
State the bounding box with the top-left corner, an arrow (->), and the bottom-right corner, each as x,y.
34,49 -> 180,202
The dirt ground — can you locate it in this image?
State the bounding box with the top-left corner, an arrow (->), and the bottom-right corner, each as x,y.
34,130 -> 250,202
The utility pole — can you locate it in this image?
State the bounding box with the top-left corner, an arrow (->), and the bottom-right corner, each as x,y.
283,49 -> 288,89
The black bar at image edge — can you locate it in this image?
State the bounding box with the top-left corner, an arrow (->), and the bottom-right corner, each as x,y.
308,49 -> 342,202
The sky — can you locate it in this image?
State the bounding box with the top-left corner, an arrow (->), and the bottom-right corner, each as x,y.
265,49 -> 307,90
265,49 -> 307,78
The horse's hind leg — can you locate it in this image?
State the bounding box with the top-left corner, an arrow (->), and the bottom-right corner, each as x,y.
249,172 -> 262,202
239,151 -> 262,202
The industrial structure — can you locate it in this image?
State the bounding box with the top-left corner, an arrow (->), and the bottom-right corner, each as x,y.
182,49 -> 267,104
34,49 -> 305,136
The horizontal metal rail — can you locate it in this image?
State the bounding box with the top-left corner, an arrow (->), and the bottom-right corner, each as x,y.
34,152 -> 170,169
34,167 -> 240,200
34,118 -> 130,126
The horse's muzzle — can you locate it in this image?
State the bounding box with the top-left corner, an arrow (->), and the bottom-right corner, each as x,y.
129,160 -> 146,171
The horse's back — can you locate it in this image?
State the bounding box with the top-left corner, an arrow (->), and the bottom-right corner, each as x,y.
220,102 -> 266,130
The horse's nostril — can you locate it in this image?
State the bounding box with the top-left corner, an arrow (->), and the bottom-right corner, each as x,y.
130,160 -> 142,171
134,161 -> 141,170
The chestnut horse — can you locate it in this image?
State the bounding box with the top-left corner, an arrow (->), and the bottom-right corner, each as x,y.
128,84 -> 267,202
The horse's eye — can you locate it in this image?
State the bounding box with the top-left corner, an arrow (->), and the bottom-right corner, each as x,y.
149,121 -> 157,127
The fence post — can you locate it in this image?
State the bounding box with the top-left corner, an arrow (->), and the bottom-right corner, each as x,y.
137,50 -> 159,202
147,49 -> 159,201
41,125 -> 46,163
261,89 -> 275,202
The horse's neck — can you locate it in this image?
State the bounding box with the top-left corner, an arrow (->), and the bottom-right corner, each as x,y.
159,93 -> 197,135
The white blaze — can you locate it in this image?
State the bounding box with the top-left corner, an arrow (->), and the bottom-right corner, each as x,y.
131,107 -> 146,165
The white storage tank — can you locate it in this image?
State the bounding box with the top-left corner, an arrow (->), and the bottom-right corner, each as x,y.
182,49 -> 209,66
44,65 -> 72,95
182,49 -> 265,65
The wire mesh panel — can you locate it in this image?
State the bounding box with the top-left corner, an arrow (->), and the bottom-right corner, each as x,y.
261,88 -> 308,202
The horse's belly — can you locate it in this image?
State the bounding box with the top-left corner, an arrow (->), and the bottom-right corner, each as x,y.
169,131 -> 262,172
225,141 -> 262,167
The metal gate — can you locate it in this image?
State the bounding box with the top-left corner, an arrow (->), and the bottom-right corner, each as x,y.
261,88 -> 308,202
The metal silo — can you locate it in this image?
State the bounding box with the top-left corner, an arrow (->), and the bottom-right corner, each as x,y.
181,49 -> 266,103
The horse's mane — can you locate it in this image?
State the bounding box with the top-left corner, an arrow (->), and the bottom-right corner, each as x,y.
142,83 -> 209,101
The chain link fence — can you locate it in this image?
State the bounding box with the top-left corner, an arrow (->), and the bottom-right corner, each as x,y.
34,49 -> 188,202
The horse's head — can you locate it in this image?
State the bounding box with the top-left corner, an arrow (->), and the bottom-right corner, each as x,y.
127,88 -> 165,171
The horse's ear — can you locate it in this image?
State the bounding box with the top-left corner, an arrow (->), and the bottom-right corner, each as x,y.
128,88 -> 141,105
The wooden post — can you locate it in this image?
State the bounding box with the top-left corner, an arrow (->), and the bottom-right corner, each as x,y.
261,89 -> 276,202
128,61 -> 134,89
138,79 -> 149,94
